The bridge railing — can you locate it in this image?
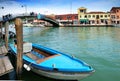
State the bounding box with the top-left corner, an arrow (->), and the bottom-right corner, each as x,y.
37,14 -> 45,19
0,12 -> 37,22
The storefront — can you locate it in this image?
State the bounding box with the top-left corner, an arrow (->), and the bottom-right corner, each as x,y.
79,19 -> 89,24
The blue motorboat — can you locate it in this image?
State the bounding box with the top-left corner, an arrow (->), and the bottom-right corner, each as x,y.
9,42 -> 94,80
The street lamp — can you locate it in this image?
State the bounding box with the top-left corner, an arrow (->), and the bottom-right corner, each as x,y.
21,5 -> 27,14
0,7 -> 4,9
21,5 -> 28,23
70,0 -> 72,14
0,6 -> 4,20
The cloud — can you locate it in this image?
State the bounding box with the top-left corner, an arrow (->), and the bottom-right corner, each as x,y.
73,0 -> 120,12
0,0 -> 25,16
0,0 -> 120,17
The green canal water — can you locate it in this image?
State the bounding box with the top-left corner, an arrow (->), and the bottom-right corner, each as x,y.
1,27 -> 120,81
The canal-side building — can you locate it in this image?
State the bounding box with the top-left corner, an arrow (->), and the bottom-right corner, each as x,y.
110,7 -> 120,26
78,7 -> 111,25
55,14 -> 78,25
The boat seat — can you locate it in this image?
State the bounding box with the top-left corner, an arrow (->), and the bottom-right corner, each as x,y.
31,51 -> 45,59
23,42 -> 32,53
25,52 -> 39,60
14,42 -> 32,53
36,54 -> 60,64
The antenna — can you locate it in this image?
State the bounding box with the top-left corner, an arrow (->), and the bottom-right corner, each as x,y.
70,1 -> 72,14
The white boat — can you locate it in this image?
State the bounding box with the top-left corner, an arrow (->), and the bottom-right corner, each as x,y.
23,23 -> 44,27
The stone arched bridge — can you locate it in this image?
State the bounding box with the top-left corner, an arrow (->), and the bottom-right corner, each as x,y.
0,13 -> 60,27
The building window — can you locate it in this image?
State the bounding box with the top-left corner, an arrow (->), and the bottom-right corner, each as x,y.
112,10 -> 116,13
92,20 -> 95,24
117,21 -> 120,24
96,15 -> 99,19
67,16 -> 71,20
80,10 -> 84,12
59,17 -> 62,20
111,21 -> 114,24
88,15 -> 91,18
117,16 -> 119,19
75,16 -> 78,19
100,15 -> 103,18
93,15 -> 95,18
56,16 -> 62,20
84,15 -> 87,18
105,15 -> 107,18
114,21 -> 116,24
111,15 -> 115,19
117,10 -> 119,12
101,19 -> 104,23
80,15 -> 81,18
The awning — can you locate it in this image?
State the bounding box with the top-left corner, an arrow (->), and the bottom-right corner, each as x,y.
80,19 -> 89,22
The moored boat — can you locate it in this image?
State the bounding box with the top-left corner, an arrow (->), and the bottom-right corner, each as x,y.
0,31 -> 16,39
9,42 -> 95,80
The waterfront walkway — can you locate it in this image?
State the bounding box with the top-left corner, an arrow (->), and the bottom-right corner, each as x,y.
0,45 -> 14,76
0,45 -> 8,56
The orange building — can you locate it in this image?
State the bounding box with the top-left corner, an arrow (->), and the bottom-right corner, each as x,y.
110,7 -> 120,25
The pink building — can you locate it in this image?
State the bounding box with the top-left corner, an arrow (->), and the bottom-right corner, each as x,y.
110,7 -> 120,24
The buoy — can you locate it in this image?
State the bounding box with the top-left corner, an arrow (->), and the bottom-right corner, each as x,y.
23,64 -> 31,71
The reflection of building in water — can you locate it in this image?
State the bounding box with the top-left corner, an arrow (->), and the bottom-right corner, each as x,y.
78,7 -> 111,25
110,7 -> 120,27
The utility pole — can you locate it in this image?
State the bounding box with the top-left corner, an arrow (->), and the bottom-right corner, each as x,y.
21,5 -> 27,24
21,5 -> 27,15
70,1 -> 72,14
0,22 -> 3,42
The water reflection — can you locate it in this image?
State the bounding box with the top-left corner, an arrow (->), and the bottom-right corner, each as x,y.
1,27 -> 120,81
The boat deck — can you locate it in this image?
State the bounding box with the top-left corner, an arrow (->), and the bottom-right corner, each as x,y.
26,52 -> 39,60
25,51 -> 60,64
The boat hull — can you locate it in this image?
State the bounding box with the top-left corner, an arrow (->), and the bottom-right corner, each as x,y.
30,66 -> 94,80
9,43 -> 95,80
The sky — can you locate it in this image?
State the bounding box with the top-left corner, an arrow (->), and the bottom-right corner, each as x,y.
0,0 -> 120,17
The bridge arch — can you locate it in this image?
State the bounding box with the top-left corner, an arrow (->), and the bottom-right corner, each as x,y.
37,14 -> 59,27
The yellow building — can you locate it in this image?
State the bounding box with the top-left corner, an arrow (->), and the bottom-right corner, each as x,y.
78,7 -> 111,25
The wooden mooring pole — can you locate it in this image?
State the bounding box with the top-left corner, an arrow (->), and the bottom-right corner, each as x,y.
5,21 -> 9,50
0,22 -> 2,39
15,18 -> 23,79
0,22 -> 3,38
